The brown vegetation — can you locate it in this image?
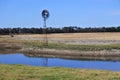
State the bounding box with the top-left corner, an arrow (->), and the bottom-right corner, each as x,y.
2,32 -> 120,44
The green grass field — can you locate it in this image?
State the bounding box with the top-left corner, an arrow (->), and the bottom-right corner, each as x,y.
0,64 -> 120,80
24,41 -> 120,51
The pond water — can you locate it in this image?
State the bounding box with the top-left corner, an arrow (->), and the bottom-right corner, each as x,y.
0,53 -> 120,71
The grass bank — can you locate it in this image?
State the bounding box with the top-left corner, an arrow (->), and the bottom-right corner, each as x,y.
0,64 -> 120,80
1,40 -> 120,60
24,41 -> 120,51
20,41 -> 120,61
1,40 -> 120,51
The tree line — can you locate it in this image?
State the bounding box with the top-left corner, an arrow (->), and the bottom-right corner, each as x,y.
0,26 -> 120,35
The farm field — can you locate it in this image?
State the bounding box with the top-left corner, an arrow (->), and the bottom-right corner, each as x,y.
1,32 -> 120,45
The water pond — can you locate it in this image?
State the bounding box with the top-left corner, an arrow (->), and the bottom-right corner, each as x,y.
0,53 -> 120,71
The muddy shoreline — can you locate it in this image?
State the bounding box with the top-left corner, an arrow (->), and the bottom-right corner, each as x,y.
19,48 -> 120,61
1,43 -> 120,61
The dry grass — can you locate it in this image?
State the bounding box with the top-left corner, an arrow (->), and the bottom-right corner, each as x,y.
45,32 -> 120,41
11,32 -> 120,40
1,32 -> 120,45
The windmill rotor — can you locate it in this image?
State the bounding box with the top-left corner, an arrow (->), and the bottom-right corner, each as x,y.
42,9 -> 49,20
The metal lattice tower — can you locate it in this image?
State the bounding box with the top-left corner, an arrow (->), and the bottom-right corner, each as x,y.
42,9 -> 50,46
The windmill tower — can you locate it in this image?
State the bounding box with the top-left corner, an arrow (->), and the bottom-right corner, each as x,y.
42,9 -> 50,46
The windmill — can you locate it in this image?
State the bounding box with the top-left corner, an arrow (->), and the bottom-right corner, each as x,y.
42,9 -> 50,46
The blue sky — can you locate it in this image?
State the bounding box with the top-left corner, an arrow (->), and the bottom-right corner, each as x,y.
0,0 -> 120,28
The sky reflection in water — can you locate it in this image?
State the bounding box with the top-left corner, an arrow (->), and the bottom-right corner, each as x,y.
0,53 -> 120,71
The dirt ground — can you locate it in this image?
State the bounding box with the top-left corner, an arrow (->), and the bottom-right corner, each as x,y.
1,32 -> 120,45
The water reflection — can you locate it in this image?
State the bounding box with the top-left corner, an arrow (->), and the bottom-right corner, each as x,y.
24,52 -> 120,62
41,58 -> 48,66
0,53 -> 120,71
